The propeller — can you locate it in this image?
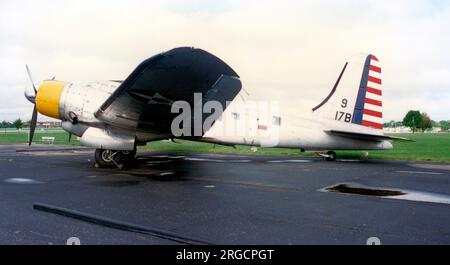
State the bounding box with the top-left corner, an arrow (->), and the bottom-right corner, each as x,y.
25,65 -> 37,94
25,65 -> 38,146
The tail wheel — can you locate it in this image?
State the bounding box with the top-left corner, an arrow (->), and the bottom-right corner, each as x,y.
95,149 -> 123,168
326,151 -> 337,161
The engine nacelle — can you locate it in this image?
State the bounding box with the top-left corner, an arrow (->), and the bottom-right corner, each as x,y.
80,127 -> 135,150
59,81 -> 120,124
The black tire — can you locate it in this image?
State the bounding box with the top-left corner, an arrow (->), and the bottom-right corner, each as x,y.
94,149 -> 122,168
120,148 -> 137,160
326,151 -> 337,161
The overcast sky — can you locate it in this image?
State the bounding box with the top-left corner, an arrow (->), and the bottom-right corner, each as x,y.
1,0 -> 449,122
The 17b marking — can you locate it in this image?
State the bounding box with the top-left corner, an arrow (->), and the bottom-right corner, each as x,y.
335,111 -> 352,122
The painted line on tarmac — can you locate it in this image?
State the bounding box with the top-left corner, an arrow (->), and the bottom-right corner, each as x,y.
267,159 -> 312,163
396,170 -> 443,175
338,159 -> 362,162
4,178 -> 43,184
183,157 -> 252,163
409,163 -> 450,171
16,147 -> 92,153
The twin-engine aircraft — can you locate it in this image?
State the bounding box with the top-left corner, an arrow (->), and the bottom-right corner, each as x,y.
24,47 -> 407,167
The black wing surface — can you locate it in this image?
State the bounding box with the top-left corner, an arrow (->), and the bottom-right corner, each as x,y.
95,47 -> 242,135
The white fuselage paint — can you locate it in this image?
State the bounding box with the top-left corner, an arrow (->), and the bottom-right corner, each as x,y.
203,90 -> 392,151
59,81 -> 392,151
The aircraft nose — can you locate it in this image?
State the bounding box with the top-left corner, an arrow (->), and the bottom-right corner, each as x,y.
35,80 -> 65,119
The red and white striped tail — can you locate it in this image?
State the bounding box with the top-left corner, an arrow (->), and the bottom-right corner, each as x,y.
351,54 -> 383,129
361,55 -> 382,129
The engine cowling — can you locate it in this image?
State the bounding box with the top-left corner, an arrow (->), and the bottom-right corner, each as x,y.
80,127 -> 135,150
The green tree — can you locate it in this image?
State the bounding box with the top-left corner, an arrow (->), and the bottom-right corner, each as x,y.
383,120 -> 399,128
1,120 -> 8,133
420,113 -> 432,132
13,118 -> 23,132
402,110 -> 422,133
387,120 -> 397,128
23,119 -> 31,128
431,120 -> 439,127
440,120 -> 450,132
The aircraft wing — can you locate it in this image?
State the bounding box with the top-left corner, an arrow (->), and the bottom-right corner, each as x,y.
95,47 -> 242,135
325,129 -> 412,142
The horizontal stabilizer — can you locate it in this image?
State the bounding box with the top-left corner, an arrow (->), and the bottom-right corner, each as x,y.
325,130 -> 412,142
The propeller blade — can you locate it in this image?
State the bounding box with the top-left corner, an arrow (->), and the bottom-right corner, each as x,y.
29,105 -> 38,146
25,64 -> 37,93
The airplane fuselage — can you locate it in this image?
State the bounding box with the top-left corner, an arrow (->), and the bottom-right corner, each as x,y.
24,48 -> 395,167
51,80 -> 391,152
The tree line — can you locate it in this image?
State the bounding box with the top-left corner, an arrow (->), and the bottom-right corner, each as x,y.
383,110 -> 450,133
1,119 -> 24,132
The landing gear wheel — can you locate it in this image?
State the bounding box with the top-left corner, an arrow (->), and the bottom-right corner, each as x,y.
326,151 -> 337,161
120,148 -> 137,160
94,149 -> 123,168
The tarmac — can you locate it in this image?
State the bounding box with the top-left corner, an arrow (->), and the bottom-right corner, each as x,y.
0,144 -> 449,244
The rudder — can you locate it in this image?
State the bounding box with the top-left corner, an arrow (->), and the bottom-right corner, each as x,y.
313,53 -> 383,130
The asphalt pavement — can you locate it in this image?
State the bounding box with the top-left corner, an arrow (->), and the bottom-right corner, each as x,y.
0,144 -> 449,245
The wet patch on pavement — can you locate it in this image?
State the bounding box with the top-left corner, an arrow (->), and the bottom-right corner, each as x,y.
322,183 -> 450,205
324,183 -> 405,196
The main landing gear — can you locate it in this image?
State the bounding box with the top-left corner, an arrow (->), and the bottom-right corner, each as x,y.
94,148 -> 137,169
318,150 -> 337,161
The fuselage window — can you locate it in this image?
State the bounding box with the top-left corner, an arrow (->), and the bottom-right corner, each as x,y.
232,112 -> 240,120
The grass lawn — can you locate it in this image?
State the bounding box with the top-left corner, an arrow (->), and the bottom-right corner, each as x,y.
336,133 -> 450,163
1,129 -> 449,163
0,129 -> 79,145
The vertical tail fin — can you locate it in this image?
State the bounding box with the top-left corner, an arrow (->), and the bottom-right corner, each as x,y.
313,53 -> 383,130
352,54 -> 383,129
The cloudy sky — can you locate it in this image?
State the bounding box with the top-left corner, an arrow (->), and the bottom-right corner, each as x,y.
1,0 -> 449,122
